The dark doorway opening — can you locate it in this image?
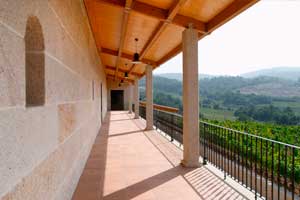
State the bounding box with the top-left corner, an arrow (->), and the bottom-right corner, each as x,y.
111,90 -> 124,110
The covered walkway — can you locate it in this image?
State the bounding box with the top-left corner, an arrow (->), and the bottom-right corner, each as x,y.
72,111 -> 249,200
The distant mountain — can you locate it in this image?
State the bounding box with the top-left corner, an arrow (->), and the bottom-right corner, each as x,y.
241,67 -> 300,81
155,73 -> 215,81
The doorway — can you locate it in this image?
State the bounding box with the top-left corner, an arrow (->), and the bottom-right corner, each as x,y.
111,90 -> 124,110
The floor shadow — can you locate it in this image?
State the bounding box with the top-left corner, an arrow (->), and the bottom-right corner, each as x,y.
109,118 -> 134,122
103,165 -> 203,200
133,117 -> 249,200
72,112 -> 111,200
108,130 -> 143,138
110,112 -> 130,115
72,111 -> 249,200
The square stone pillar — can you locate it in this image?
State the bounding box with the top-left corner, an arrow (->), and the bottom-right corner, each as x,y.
128,84 -> 133,113
181,24 -> 200,168
134,78 -> 139,119
146,65 -> 153,130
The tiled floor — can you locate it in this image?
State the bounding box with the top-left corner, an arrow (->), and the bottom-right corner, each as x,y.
72,111 -> 248,200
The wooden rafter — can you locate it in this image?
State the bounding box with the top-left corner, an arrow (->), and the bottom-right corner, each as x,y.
92,0 -> 259,79
128,0 -> 189,74
114,0 -> 133,79
101,47 -> 157,66
106,74 -> 135,83
97,0 -> 206,34
105,65 -> 143,77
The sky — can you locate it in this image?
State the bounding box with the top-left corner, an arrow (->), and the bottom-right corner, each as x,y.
154,0 -> 300,76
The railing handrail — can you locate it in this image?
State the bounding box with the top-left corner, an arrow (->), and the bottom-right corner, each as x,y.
140,105 -> 300,199
139,101 -> 179,113
200,121 -> 300,150
150,105 -> 300,149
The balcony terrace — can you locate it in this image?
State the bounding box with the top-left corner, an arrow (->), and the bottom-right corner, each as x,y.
72,111 -> 255,200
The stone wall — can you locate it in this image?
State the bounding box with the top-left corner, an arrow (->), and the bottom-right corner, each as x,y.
0,0 -> 107,199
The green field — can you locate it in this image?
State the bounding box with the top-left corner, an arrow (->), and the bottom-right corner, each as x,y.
201,107 -> 236,121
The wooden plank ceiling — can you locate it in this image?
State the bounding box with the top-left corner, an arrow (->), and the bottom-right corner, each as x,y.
84,0 -> 259,83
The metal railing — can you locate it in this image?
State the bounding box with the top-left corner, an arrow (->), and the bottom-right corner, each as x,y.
139,105 -> 300,200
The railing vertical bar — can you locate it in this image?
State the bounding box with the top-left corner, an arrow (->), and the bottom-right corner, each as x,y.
234,130 -> 237,180
242,133 -> 244,185
271,142 -> 274,200
227,128 -> 229,178
214,126 -> 216,166
291,147 -> 295,200
210,125 -> 212,165
171,114 -> 174,142
218,128 -> 223,170
255,137 -> 258,199
260,138 -> 263,197
217,127 -> 222,169
203,123 -> 207,165
223,126 -> 226,179
278,144 -> 281,200
284,146 -> 287,200
231,130 -> 233,177
250,136 -> 253,190
265,140 -> 268,200
210,124 -> 212,164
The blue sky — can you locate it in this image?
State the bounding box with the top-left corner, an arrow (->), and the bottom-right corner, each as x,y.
154,0 -> 300,76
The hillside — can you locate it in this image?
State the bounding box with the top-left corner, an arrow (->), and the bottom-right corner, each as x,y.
241,67 -> 300,81
155,73 -> 214,81
139,74 -> 300,124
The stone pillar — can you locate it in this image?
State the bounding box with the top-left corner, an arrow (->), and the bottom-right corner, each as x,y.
128,84 -> 133,113
134,78 -> 139,119
146,65 -> 153,130
181,24 -> 200,168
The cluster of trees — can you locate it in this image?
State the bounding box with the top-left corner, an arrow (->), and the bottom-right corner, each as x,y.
234,105 -> 300,125
139,75 -> 300,124
202,92 -> 272,108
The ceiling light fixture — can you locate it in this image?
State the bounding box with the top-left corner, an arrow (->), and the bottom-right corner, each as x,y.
132,38 -> 141,64
124,63 -> 129,78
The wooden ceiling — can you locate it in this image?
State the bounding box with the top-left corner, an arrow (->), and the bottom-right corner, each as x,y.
84,0 -> 259,82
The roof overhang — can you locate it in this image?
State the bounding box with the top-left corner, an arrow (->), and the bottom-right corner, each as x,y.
84,0 -> 259,82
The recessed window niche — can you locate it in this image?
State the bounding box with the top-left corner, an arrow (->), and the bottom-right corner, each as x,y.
25,16 -> 45,107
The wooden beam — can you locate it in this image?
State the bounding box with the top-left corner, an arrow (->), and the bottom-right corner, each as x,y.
100,47 -> 157,66
156,33 -> 206,67
114,0 -> 133,79
96,0 -> 206,33
128,0 -> 188,74
105,65 -> 143,77
207,0 -> 259,33
106,74 -> 135,83
173,15 -> 206,34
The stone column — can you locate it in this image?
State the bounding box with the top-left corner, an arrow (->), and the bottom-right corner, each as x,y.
181,24 -> 200,167
134,78 -> 139,119
146,65 -> 153,130
128,84 -> 133,113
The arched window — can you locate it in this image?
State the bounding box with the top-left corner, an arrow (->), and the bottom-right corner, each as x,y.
25,16 -> 45,107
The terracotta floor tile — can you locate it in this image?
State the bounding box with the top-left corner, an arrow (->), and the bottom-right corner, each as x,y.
72,111 -> 247,200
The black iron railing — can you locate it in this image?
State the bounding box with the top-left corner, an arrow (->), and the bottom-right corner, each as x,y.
139,105 -> 300,200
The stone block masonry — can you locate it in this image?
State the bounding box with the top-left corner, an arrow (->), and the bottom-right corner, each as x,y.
0,0 -> 107,199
